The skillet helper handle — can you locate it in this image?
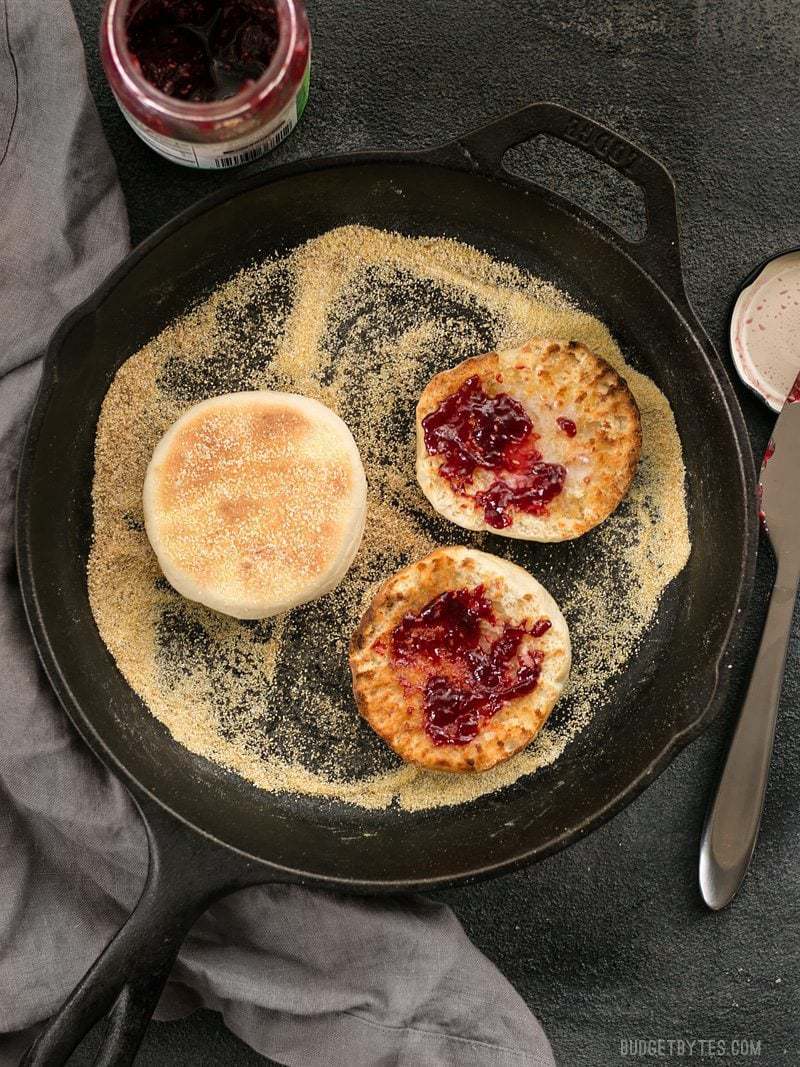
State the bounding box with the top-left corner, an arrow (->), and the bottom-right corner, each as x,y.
452,102 -> 686,309
21,794 -> 267,1067
699,564 -> 800,910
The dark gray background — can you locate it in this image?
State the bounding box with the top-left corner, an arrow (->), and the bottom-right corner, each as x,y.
65,1 -> 799,1064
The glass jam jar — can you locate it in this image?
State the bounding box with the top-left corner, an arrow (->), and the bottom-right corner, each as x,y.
100,0 -> 311,169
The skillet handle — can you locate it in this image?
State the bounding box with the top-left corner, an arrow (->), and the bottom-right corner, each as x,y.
21,792 -> 270,1067
431,102 -> 687,311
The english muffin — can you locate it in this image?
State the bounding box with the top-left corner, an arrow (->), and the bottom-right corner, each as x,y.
349,546 -> 571,772
143,391 -> 367,619
416,337 -> 642,541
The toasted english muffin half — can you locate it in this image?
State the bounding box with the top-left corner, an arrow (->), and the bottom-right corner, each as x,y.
416,337 -> 642,541
349,546 -> 570,773
143,391 -> 367,619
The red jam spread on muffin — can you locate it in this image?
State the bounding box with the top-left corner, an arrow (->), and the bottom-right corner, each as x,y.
389,584 -> 551,746
422,376 -> 567,530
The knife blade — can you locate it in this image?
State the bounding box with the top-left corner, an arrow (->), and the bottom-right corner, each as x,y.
699,370 -> 800,909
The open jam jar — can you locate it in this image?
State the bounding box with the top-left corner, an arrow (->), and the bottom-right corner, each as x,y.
101,0 -> 311,169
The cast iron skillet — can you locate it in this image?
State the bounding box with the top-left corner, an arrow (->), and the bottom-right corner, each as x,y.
16,103 -> 757,1065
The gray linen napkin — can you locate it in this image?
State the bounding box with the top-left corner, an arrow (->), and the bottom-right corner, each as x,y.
0,3 -> 555,1064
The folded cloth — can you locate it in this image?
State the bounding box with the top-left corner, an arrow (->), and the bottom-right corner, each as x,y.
0,2 -> 555,1064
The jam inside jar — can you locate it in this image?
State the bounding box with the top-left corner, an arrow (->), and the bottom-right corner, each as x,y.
101,0 -> 310,168
389,585 -> 551,746
127,1 -> 281,103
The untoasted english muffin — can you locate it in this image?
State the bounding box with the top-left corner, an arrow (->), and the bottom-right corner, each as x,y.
349,546 -> 570,773
416,337 -> 642,541
143,392 -> 367,619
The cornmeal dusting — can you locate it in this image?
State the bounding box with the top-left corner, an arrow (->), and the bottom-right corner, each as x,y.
88,226 -> 691,811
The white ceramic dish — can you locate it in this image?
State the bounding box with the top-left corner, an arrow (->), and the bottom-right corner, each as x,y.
730,250 -> 800,412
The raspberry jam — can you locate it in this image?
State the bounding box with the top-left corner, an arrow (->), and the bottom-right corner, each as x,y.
557,416 -> 577,437
101,0 -> 310,169
422,376 -> 567,530
390,585 -> 550,746
127,1 -> 279,103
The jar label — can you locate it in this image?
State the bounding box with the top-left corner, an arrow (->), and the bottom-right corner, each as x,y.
118,60 -> 311,170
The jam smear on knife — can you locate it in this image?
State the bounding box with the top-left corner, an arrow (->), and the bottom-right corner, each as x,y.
390,585 -> 551,746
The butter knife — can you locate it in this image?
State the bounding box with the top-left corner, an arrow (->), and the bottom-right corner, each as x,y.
699,373 -> 800,909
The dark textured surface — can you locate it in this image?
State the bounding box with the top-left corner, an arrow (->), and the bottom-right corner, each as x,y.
61,1 -> 800,1064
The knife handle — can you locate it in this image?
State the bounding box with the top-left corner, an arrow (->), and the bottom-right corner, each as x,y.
699,564 -> 799,909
